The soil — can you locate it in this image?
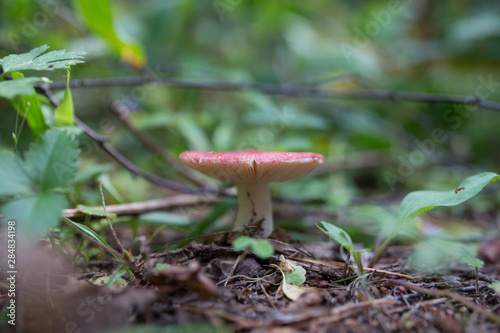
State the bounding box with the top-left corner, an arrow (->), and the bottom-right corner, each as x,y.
2,216 -> 500,333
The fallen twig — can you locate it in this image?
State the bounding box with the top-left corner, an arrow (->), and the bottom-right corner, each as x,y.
387,279 -> 500,325
63,194 -> 221,220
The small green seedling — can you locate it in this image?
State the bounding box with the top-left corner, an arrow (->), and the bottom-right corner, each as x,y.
232,236 -> 274,259
461,252 -> 484,294
317,221 -> 366,274
153,263 -> 170,274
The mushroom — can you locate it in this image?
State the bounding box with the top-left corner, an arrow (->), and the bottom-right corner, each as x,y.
179,150 -> 324,236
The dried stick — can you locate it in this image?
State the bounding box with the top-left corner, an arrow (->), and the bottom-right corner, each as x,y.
387,279 -> 500,325
63,194 -> 220,220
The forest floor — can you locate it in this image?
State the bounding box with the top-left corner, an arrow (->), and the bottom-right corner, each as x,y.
3,210 -> 500,333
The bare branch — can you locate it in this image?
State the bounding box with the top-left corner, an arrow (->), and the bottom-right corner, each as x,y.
42,77 -> 500,112
36,85 -> 220,194
64,194 -> 220,221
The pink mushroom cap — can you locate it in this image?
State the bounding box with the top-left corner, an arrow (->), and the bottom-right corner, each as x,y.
179,150 -> 324,184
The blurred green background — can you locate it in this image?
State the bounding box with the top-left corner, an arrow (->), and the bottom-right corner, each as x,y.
1,0 -> 499,230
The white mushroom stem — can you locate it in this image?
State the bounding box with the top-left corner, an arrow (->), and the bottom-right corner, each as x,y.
234,182 -> 273,237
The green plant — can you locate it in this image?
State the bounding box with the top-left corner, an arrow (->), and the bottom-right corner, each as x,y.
0,129 -> 79,241
232,236 -> 274,259
461,252 -> 484,294
369,172 -> 500,267
317,221 -> 366,274
0,45 -> 84,136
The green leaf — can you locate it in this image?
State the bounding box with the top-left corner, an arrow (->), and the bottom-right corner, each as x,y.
249,239 -> 274,259
73,0 -> 144,68
9,72 -> 48,137
317,221 -> 354,252
24,129 -> 79,190
284,265 -> 306,286
232,236 -> 253,251
54,68 -> 74,126
462,256 -> 484,268
0,77 -> 42,98
0,152 -> 33,197
232,236 -> 274,259
77,205 -> 116,219
66,218 -> 124,263
139,211 -> 191,227
1,192 -> 68,241
0,45 -> 85,74
398,172 -> 500,222
153,263 -> 170,273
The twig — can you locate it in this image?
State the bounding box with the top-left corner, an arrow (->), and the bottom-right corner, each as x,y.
99,178 -> 125,252
387,279 -> 500,325
41,77 -> 500,112
63,194 -> 220,220
110,101 -> 208,186
36,84 -> 219,194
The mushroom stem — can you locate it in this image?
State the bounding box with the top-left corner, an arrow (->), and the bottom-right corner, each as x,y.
234,183 -> 273,236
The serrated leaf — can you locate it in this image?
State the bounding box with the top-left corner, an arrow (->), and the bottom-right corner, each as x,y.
1,192 -> 67,241
462,256 -> 484,268
54,68 -> 74,126
317,221 -> 354,252
0,45 -> 85,73
9,72 -> 48,137
0,152 -> 33,196
0,77 -> 42,98
398,172 -> 500,222
73,0 -> 144,68
77,205 -> 116,219
24,129 -> 79,190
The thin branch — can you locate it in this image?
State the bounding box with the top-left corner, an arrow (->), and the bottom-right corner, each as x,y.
37,85 -> 219,194
110,101 -> 208,187
41,77 -> 500,112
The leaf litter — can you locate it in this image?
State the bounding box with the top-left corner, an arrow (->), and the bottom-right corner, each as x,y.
3,213 -> 500,333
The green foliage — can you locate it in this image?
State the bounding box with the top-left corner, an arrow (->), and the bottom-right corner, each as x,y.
0,77 -> 42,99
284,265 -> 306,286
8,72 -> 47,136
0,45 -> 84,74
2,193 -> 68,241
66,218 -> 123,262
462,256 -> 484,269
73,0 -> 144,68
77,205 -> 117,219
232,236 -> 274,259
0,45 -> 84,137
153,263 -> 170,273
398,172 -> 500,223
317,221 -> 366,273
317,221 -> 354,252
0,129 -> 79,241
54,68 -> 75,126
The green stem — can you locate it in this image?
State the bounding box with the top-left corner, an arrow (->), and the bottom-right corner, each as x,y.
369,232 -> 396,268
